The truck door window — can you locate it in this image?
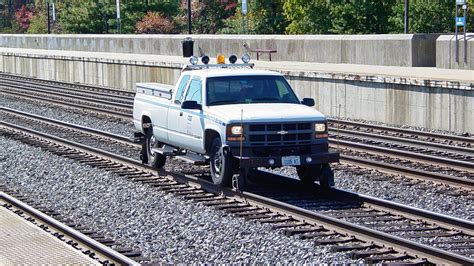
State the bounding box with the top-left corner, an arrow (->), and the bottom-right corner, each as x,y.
174,75 -> 191,104
184,78 -> 202,105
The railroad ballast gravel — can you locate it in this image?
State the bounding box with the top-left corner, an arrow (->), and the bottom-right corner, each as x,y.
264,167 -> 474,222
2,94 -> 472,220
0,137 -> 356,264
0,94 -> 133,137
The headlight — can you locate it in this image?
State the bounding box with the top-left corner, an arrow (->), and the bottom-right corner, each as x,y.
230,125 -> 243,135
315,123 -> 326,133
227,125 -> 245,141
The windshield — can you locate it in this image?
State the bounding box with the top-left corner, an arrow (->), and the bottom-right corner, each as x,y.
206,75 -> 300,106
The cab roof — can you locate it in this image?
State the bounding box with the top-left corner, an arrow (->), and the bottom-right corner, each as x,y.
184,68 -> 283,79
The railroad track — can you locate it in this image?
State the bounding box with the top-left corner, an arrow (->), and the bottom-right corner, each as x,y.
1,112 -> 474,264
0,190 -> 140,265
2,105 -> 473,192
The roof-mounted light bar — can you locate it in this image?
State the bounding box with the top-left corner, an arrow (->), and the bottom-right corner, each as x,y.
183,52 -> 254,71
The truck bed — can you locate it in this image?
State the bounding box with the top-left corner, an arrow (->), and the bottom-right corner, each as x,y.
136,82 -> 174,100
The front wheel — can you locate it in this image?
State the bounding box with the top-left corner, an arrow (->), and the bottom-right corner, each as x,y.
145,133 -> 166,169
210,137 -> 235,187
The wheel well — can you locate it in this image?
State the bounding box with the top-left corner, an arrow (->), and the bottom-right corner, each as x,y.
205,129 -> 220,154
142,116 -> 152,135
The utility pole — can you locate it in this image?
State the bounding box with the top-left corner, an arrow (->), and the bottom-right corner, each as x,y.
404,0 -> 409,33
46,1 -> 51,34
187,0 -> 192,34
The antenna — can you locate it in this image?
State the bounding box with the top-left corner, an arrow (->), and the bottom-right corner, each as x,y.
337,103 -> 341,150
239,109 -> 244,167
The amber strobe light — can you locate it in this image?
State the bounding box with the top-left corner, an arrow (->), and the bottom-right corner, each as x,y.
217,54 -> 225,64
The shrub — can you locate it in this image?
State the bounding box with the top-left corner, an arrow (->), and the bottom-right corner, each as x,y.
136,11 -> 177,34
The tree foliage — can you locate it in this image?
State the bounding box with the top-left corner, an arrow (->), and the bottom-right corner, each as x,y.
58,0 -> 180,34
0,0 -> 472,34
15,5 -> 33,32
283,0 -> 472,34
136,11 -> 177,34
220,0 -> 287,34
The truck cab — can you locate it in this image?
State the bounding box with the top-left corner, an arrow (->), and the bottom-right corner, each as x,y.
133,56 -> 339,188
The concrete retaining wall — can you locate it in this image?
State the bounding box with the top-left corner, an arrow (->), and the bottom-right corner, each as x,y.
0,34 -> 439,67
437,34 -> 474,70
0,49 -> 472,133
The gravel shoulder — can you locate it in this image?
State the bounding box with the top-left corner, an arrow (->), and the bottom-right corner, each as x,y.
0,136 -> 355,264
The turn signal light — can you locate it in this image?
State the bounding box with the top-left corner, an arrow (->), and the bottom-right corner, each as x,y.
315,133 -> 328,138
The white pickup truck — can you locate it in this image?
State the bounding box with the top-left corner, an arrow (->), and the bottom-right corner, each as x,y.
133,61 -> 339,188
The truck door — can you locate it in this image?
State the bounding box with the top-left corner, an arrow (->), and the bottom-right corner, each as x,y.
168,74 -> 191,145
177,77 -> 205,153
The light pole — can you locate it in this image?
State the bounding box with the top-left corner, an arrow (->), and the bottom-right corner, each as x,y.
187,0 -> 191,34
116,0 -> 121,34
404,0 -> 409,33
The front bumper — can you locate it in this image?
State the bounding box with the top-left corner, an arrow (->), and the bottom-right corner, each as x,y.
232,150 -> 340,168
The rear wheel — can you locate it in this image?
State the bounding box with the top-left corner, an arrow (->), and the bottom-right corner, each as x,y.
145,131 -> 166,169
210,137 -> 235,187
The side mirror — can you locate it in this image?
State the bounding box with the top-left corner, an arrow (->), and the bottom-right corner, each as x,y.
302,98 -> 315,107
181,100 -> 202,110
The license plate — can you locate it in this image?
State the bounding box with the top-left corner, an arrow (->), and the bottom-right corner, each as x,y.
282,156 -> 301,166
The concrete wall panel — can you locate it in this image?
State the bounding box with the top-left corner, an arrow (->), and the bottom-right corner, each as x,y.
437,34 -> 474,70
0,34 -> 440,67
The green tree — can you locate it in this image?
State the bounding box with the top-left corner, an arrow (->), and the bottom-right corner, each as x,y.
179,0 -> 233,34
389,0 -> 456,33
26,9 -> 47,33
283,0 -> 332,34
58,0 -> 180,34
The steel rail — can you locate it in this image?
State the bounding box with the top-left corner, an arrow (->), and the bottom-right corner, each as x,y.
339,154 -> 474,190
1,121 -> 473,265
329,127 -> 473,154
0,90 -> 131,119
0,107 -> 134,143
3,106 -> 472,190
0,85 -> 133,109
332,188 -> 474,235
0,192 -> 139,266
0,73 -> 135,99
330,138 -> 474,170
329,118 -> 474,144
0,75 -> 135,102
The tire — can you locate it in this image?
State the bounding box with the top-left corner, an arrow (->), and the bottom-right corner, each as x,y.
209,137 -> 235,187
145,131 -> 166,169
296,164 -> 322,185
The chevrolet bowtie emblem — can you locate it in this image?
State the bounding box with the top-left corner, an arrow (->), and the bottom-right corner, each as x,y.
277,130 -> 289,135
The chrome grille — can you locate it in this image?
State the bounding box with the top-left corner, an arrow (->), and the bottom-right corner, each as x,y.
247,123 -> 313,146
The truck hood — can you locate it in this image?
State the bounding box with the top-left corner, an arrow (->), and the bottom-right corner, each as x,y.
207,103 -> 326,123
